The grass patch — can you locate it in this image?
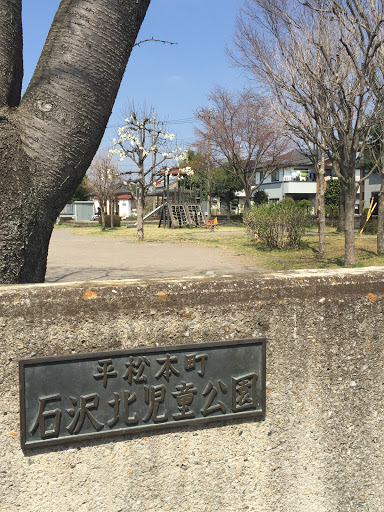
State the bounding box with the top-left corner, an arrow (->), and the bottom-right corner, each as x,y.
54,224 -> 384,271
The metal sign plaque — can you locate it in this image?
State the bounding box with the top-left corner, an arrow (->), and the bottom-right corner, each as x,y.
19,338 -> 266,449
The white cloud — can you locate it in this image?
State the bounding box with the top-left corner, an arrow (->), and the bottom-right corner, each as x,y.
168,74 -> 182,82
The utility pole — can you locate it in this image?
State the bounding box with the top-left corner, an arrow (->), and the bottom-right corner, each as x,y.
152,109 -> 157,210
205,101 -> 220,218
207,101 -> 213,218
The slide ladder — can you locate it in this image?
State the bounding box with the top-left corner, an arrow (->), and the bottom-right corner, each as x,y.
186,204 -> 206,226
158,202 -> 206,228
169,204 -> 190,227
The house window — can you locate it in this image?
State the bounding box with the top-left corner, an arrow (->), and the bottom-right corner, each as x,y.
272,170 -> 279,182
255,171 -> 264,185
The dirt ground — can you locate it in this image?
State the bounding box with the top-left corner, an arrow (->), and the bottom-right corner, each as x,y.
45,228 -> 263,283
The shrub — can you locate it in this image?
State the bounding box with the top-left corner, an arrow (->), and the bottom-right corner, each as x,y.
281,197 -> 295,204
298,199 -> 312,211
363,219 -> 378,234
324,178 -> 340,211
252,189 -> 269,205
326,205 -> 339,218
98,214 -> 121,227
243,201 -> 311,249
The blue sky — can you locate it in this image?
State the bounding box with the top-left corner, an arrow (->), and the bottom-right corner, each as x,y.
22,0 -> 247,163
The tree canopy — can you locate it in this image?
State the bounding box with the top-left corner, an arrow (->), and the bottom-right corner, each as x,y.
232,0 -> 384,264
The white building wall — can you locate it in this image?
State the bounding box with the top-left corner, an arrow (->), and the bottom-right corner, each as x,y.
93,198 -> 132,217
364,173 -> 381,208
118,200 -> 132,218
255,165 -> 317,202
283,182 -> 317,195
258,183 -> 284,202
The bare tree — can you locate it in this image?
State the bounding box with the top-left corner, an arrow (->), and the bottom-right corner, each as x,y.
111,107 -> 185,240
232,0 -> 382,265
195,87 -> 288,210
88,154 -> 123,229
327,0 -> 384,253
293,136 -> 327,257
0,0 -> 150,284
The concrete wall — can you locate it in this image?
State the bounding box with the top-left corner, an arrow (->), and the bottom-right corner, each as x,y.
1,268 -> 384,511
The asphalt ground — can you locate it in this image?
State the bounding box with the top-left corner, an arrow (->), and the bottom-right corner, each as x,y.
45,228 -> 263,283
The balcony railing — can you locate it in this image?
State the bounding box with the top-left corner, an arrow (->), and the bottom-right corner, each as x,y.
283,175 -> 316,182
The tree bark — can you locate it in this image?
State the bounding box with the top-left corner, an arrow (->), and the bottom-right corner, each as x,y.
359,168 -> 365,218
0,110 -> 56,282
136,186 -> 145,241
110,197 -> 114,228
344,182 -> 357,266
100,207 -> 106,230
377,173 -> 384,255
317,151 -> 326,257
208,194 -> 212,218
0,0 -> 151,283
0,0 -> 23,107
244,186 -> 252,210
338,180 -> 346,232
226,193 -> 231,223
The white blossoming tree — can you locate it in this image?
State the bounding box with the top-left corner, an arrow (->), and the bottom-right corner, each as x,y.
111,108 -> 186,240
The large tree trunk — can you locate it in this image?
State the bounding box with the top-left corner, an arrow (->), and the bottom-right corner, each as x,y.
0,109 -> 57,282
377,172 -> 384,255
0,0 -> 151,284
344,182 -> 357,266
244,185 -> 252,210
317,151 -> 326,257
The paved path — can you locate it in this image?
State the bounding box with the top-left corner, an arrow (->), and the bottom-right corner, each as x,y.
45,229 -> 263,283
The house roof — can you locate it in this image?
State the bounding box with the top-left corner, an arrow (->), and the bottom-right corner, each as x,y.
250,149 -> 331,171
278,149 -> 314,167
88,183 -> 134,200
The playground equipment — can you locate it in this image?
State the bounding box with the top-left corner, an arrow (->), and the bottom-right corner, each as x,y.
360,196 -> 377,234
149,168 -> 207,228
126,204 -> 163,227
206,216 -> 218,231
159,202 -> 206,228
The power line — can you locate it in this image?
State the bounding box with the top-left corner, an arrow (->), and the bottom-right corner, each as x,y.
105,117 -> 196,129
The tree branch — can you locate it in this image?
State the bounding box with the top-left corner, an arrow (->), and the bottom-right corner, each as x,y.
0,0 -> 22,107
133,37 -> 177,47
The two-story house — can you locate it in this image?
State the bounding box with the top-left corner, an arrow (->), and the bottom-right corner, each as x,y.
254,150 -> 321,208
253,150 -> 378,214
